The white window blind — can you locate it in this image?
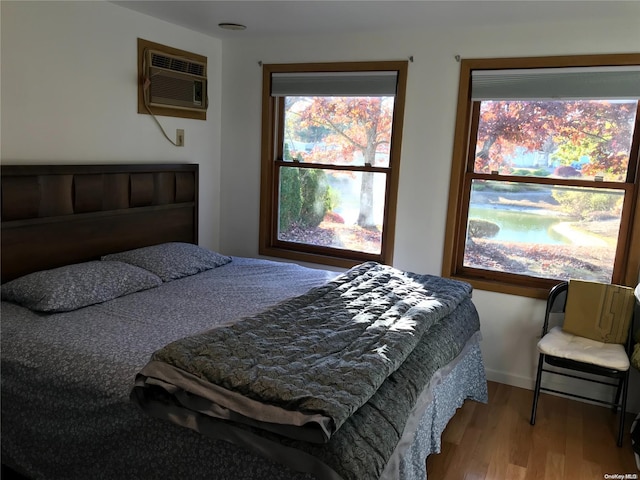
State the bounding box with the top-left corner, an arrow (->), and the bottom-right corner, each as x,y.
271,71 -> 398,97
471,66 -> 640,101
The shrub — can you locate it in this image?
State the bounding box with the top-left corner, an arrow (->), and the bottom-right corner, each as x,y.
551,188 -> 622,219
485,182 -> 528,192
588,193 -> 620,213
299,169 -> 329,228
508,168 -> 549,177
533,168 -> 549,176
324,211 -> 345,224
279,168 -> 302,232
554,165 -> 581,178
279,168 -> 337,232
468,218 -> 500,238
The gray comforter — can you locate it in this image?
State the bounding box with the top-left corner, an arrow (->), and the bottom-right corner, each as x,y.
132,261 -> 473,444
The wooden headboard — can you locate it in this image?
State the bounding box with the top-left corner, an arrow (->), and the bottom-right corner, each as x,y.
1,164 -> 198,283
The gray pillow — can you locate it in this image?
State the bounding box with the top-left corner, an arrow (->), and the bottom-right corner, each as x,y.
1,261 -> 162,312
101,242 -> 232,282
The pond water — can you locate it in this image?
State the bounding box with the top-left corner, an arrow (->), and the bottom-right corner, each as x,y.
468,206 -> 571,245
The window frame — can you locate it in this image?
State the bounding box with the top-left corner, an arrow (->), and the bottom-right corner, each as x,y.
259,61 -> 408,268
442,54 -> 640,299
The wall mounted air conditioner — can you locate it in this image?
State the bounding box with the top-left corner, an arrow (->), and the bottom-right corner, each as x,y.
144,49 -> 207,112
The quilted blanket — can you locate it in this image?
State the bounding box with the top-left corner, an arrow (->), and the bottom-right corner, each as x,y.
132,262 -> 473,443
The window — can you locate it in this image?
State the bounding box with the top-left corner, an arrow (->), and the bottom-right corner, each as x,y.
259,62 -> 408,268
443,55 -> 640,298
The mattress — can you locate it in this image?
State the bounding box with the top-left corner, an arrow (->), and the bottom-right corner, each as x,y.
1,257 -> 486,479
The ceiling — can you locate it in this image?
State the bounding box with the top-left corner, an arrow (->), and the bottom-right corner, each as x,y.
111,1 -> 640,40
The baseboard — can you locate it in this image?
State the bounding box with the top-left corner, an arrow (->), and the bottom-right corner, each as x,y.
484,368 -> 534,390
485,367 -> 638,414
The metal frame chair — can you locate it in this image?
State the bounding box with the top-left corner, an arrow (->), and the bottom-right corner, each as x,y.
529,281 -> 633,447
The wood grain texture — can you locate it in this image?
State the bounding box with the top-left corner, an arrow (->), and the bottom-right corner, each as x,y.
427,381 -> 638,480
1,164 -> 198,282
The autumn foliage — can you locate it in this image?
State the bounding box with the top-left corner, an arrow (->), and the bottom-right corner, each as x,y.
292,97 -> 393,167
475,100 -> 638,180
284,96 -> 394,228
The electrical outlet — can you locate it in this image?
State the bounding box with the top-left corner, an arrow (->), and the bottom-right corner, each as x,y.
176,129 -> 185,147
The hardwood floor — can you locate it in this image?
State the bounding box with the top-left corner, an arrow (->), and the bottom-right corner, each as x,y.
427,381 -> 639,480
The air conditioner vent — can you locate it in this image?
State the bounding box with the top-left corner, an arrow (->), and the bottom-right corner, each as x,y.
144,47 -> 208,112
138,39 -> 208,118
151,52 -> 205,77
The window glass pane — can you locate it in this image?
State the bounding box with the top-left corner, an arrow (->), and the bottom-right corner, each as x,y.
463,179 -> 624,282
282,96 -> 394,167
278,166 -> 386,254
474,100 -> 638,182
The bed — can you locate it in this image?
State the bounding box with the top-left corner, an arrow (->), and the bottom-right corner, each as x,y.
0,163 -> 488,480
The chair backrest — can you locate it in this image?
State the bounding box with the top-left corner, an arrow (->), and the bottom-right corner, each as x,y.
633,284 -> 640,347
542,281 -> 637,353
631,285 -> 640,368
541,281 -> 568,336
628,296 -> 638,354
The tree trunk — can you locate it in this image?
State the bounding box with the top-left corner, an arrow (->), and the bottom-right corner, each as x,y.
357,140 -> 378,229
357,172 -> 376,228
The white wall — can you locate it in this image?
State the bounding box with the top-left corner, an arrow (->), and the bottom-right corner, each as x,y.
218,16 -> 640,409
1,1 -> 223,249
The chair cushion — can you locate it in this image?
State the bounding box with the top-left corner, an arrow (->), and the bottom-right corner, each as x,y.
538,326 -> 630,371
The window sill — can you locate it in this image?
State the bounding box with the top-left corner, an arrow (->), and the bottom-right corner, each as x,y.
259,245 -> 368,270
445,273 -> 551,299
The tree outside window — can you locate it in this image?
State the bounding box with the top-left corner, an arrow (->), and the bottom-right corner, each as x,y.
260,62 -> 408,268
443,55 -> 640,298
